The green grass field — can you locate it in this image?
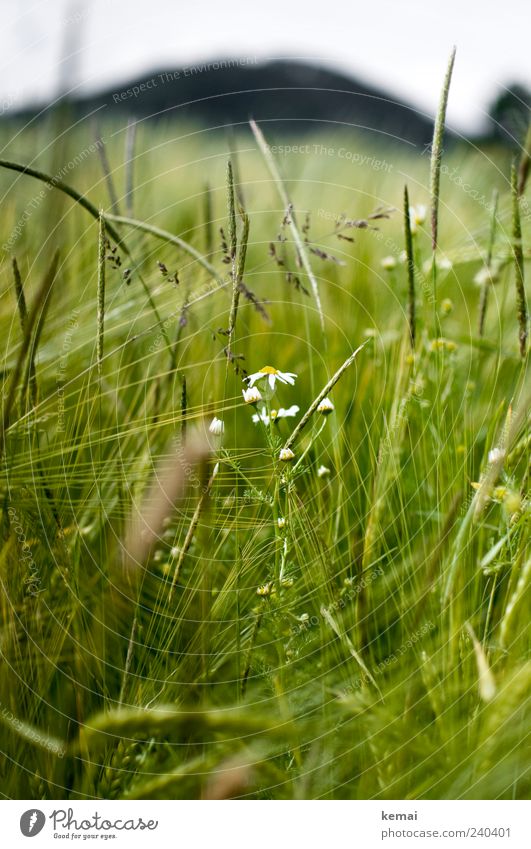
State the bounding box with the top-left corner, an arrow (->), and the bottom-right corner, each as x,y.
0,103 -> 529,799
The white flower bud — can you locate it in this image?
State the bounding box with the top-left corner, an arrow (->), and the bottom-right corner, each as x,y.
242,386 -> 262,404
209,417 -> 224,436
317,397 -> 334,415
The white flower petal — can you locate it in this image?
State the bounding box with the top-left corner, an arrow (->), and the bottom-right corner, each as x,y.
277,405 -> 300,418
209,417 -> 224,436
252,407 -> 270,425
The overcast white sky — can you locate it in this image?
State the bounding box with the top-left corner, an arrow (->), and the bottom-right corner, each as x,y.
1,0 -> 529,132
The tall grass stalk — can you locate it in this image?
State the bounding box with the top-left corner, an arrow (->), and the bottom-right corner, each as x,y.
499,557 -> 531,648
97,212 -> 106,376
1,251 -> 60,454
0,158 -> 181,360
0,159 -> 124,247
517,123 -> 531,197
283,342 -> 367,451
105,212 -> 225,285
11,258 -> 36,414
430,47 -> 456,253
124,118 -> 137,218
11,257 -> 28,329
227,161 -> 237,268
478,189 -> 499,337
429,47 -> 456,313
93,122 -> 121,213
21,253 -> 60,413
403,185 -> 416,347
168,461 -> 219,599
225,161 -> 241,358
227,207 -> 250,354
250,119 -> 326,338
511,162 -> 528,358
1,108 -> 529,802
203,181 -> 213,259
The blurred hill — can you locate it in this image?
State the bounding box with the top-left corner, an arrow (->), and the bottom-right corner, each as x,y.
14,60 -> 440,150
5,59 -> 529,149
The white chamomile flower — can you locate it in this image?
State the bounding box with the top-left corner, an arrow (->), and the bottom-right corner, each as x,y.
409,204 -> 427,234
317,464 -> 331,478
474,266 -> 491,286
246,365 -> 297,392
437,256 -> 453,271
252,405 -> 299,425
276,405 -> 300,419
242,386 -> 262,405
317,397 -> 334,415
415,204 -> 427,223
440,298 -> 454,315
252,407 -> 270,425
474,263 -> 500,287
209,417 -> 224,436
277,517 -> 286,529
423,256 -> 451,275
279,447 -> 295,462
381,255 -> 396,271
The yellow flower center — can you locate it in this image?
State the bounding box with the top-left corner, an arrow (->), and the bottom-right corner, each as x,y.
259,366 -> 278,375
